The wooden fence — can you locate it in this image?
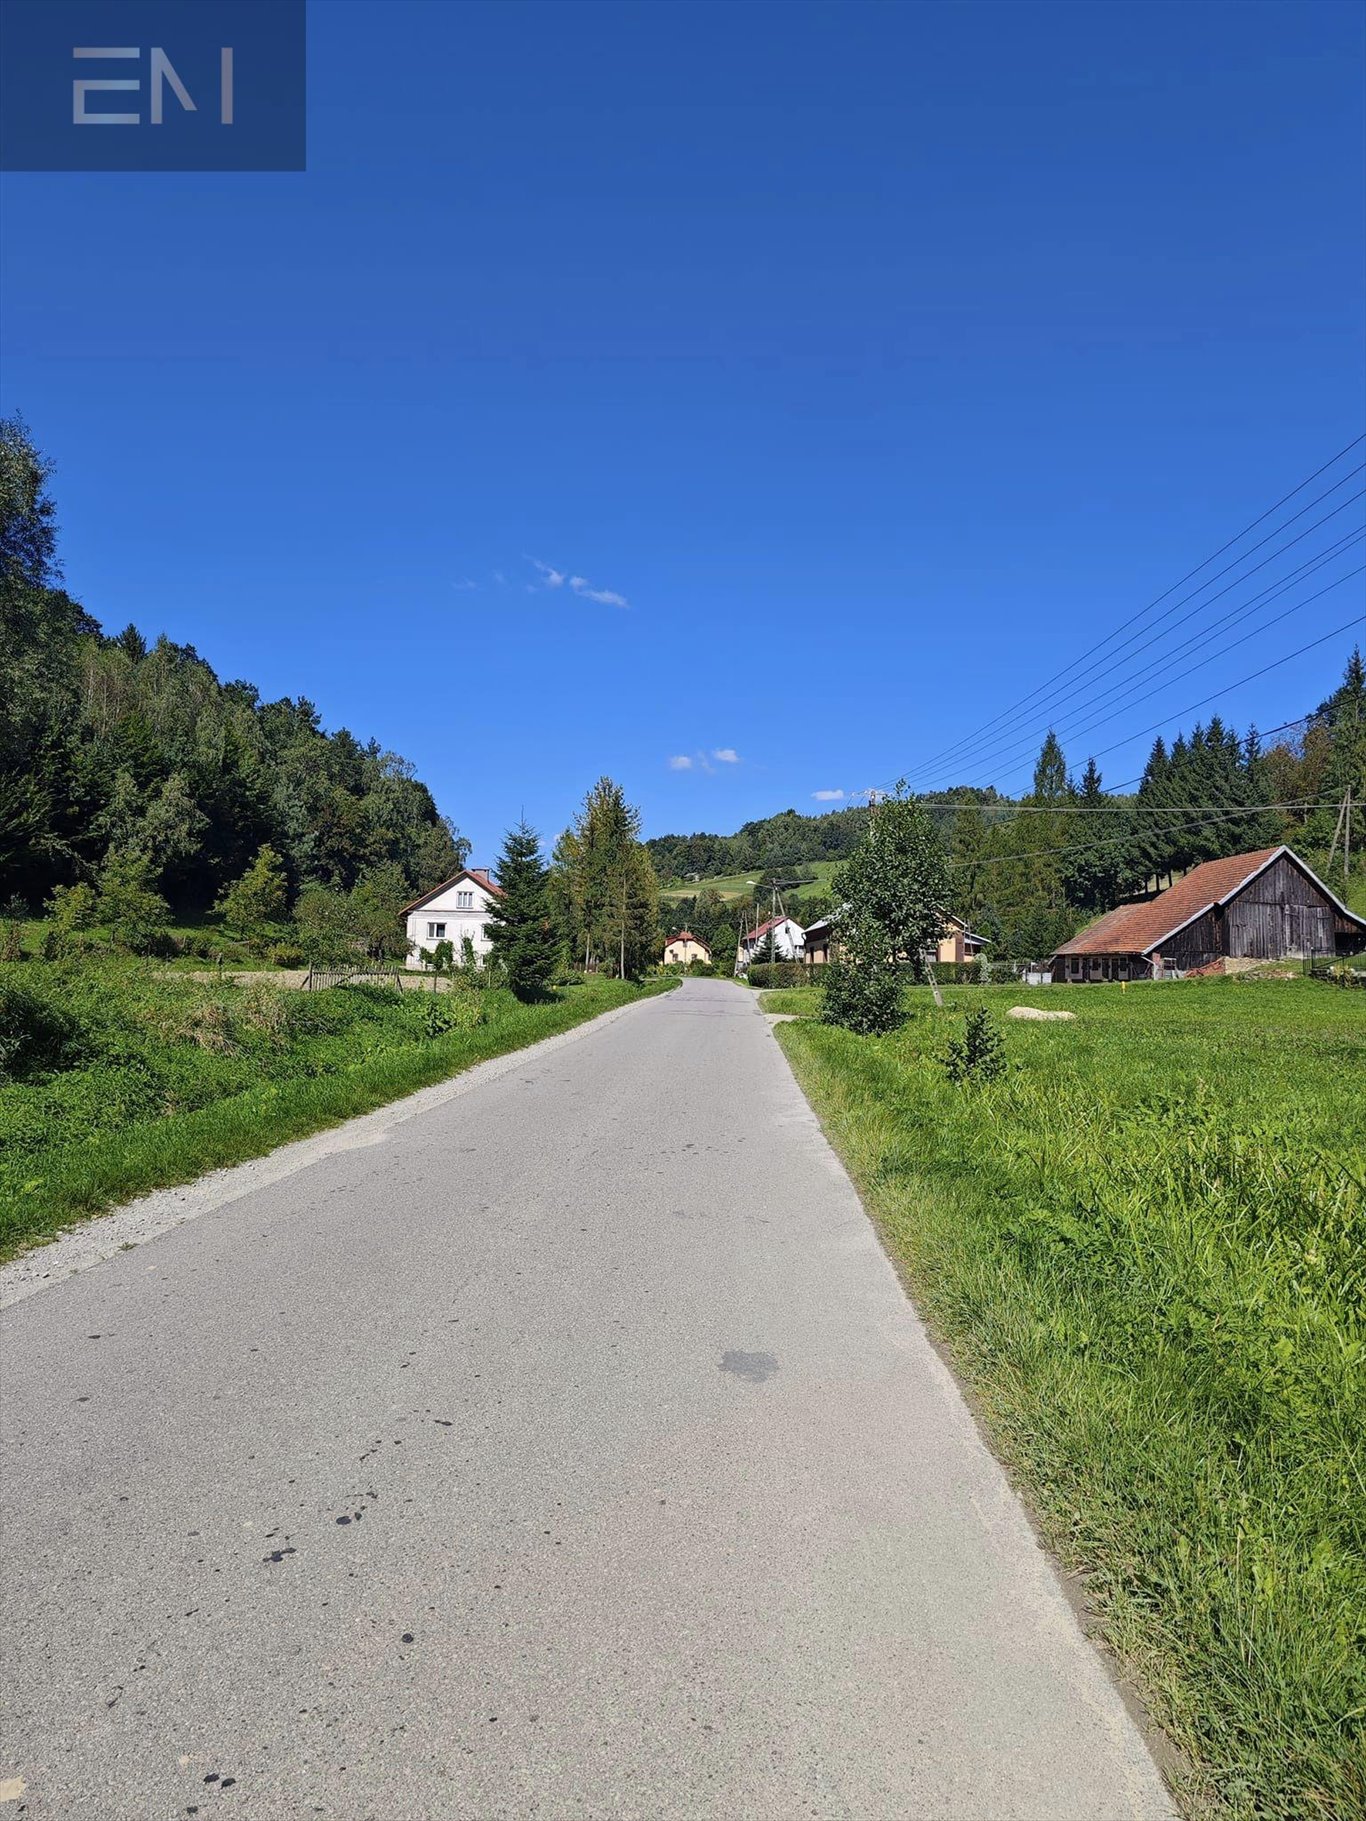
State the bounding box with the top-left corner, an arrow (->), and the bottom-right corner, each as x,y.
303,963 -> 404,993
1305,957 -> 1366,989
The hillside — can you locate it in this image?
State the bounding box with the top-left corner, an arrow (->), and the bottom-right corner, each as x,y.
1,418 -> 467,922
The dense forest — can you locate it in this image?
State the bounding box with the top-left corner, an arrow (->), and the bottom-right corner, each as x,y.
1,417 -> 468,950
653,656 -> 1366,961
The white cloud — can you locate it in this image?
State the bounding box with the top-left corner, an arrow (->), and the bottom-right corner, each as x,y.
570,576 -> 630,608
523,558 -> 631,608
452,578 -> 479,591
668,754 -> 694,771
712,748 -> 740,764
812,789 -> 844,801
493,569 -> 507,586
527,557 -> 566,588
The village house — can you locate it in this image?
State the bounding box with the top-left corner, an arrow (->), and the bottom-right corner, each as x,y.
802,910 -> 990,968
933,912 -> 992,966
736,914 -> 806,971
663,929 -> 712,967
401,867 -> 502,969
1050,845 -> 1366,982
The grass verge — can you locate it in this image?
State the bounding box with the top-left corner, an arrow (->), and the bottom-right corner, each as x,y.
775,977 -> 1365,1821
1,963 -> 671,1261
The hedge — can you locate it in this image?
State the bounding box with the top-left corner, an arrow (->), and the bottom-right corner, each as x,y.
747,961 -> 827,988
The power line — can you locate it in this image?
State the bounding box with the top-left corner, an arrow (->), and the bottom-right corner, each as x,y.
944,800 -> 1335,870
891,436 -> 1365,788
916,564 -> 1365,795
1081,616 -> 1365,767
912,529 -> 1365,791
921,796 -> 1337,815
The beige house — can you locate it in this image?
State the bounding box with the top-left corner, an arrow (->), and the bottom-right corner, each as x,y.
802,910 -> 989,967
663,930 -> 712,967
934,912 -> 991,965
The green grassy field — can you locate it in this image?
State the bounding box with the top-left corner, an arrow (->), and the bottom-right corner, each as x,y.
768,975 -> 1365,1821
659,859 -> 841,902
0,962 -> 669,1261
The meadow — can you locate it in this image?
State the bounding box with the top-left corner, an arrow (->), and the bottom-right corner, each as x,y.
658,859 -> 842,902
0,962 -> 666,1261
767,976 -> 1365,1821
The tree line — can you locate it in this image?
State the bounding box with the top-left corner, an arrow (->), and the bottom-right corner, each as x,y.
1,416 -> 662,980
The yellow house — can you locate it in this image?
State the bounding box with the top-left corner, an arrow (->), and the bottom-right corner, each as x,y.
934,912 -> 991,965
663,930 -> 712,967
803,911 -> 988,966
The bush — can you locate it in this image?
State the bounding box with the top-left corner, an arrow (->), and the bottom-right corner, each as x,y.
931,959 -> 1019,984
748,961 -> 822,989
942,1004 -> 1007,1085
98,853 -> 171,955
821,957 -> 904,1034
0,975 -> 83,1082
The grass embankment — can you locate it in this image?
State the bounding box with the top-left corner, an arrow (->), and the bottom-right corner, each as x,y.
772,977 -> 1364,1821
0,963 -> 669,1261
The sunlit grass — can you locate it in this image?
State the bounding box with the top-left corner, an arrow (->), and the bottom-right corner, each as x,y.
777,976 -> 1366,1820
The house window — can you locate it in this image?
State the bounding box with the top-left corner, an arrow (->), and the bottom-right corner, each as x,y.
456,890 -> 473,909
427,922 -> 446,940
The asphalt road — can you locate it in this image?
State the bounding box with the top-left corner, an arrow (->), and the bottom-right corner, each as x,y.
1,979 -> 1175,1819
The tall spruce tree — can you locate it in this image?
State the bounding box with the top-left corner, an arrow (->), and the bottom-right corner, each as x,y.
484,821 -> 559,1000
1062,757 -> 1129,914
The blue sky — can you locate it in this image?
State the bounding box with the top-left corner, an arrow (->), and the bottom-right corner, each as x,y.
3,0 -> 1363,861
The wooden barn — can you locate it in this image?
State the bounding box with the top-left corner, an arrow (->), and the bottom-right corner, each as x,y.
1050,846 -> 1366,982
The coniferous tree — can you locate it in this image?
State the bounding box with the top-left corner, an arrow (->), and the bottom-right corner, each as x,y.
1061,757 -> 1129,914
484,821 -> 559,1000
551,778 -> 659,978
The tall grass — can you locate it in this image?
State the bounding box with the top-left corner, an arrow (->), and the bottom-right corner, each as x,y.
0,961 -> 666,1258
777,978 -> 1365,1820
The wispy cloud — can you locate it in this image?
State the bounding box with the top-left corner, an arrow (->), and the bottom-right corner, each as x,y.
524,557 -> 630,608
452,578 -> 479,591
812,788 -> 844,801
527,557 -> 566,588
669,746 -> 742,775
570,575 -> 630,608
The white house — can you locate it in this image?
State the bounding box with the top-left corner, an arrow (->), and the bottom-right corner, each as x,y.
736,914 -> 806,971
401,867 -> 502,969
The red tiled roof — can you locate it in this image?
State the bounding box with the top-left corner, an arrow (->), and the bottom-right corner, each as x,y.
1053,848 -> 1283,956
401,867 -> 503,916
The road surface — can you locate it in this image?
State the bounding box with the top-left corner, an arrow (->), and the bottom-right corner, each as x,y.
0,979 -> 1174,1819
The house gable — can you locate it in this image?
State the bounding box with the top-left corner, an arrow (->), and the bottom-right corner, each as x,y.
402,868 -> 502,918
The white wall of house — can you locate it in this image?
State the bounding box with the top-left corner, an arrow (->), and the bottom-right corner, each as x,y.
404,876 -> 498,969
738,917 -> 806,968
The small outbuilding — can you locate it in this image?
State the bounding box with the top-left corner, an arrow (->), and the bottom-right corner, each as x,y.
663,930 -> 712,967
1050,845 -> 1366,982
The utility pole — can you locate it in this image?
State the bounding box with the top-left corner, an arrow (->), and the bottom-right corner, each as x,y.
1326,784 -> 1356,887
